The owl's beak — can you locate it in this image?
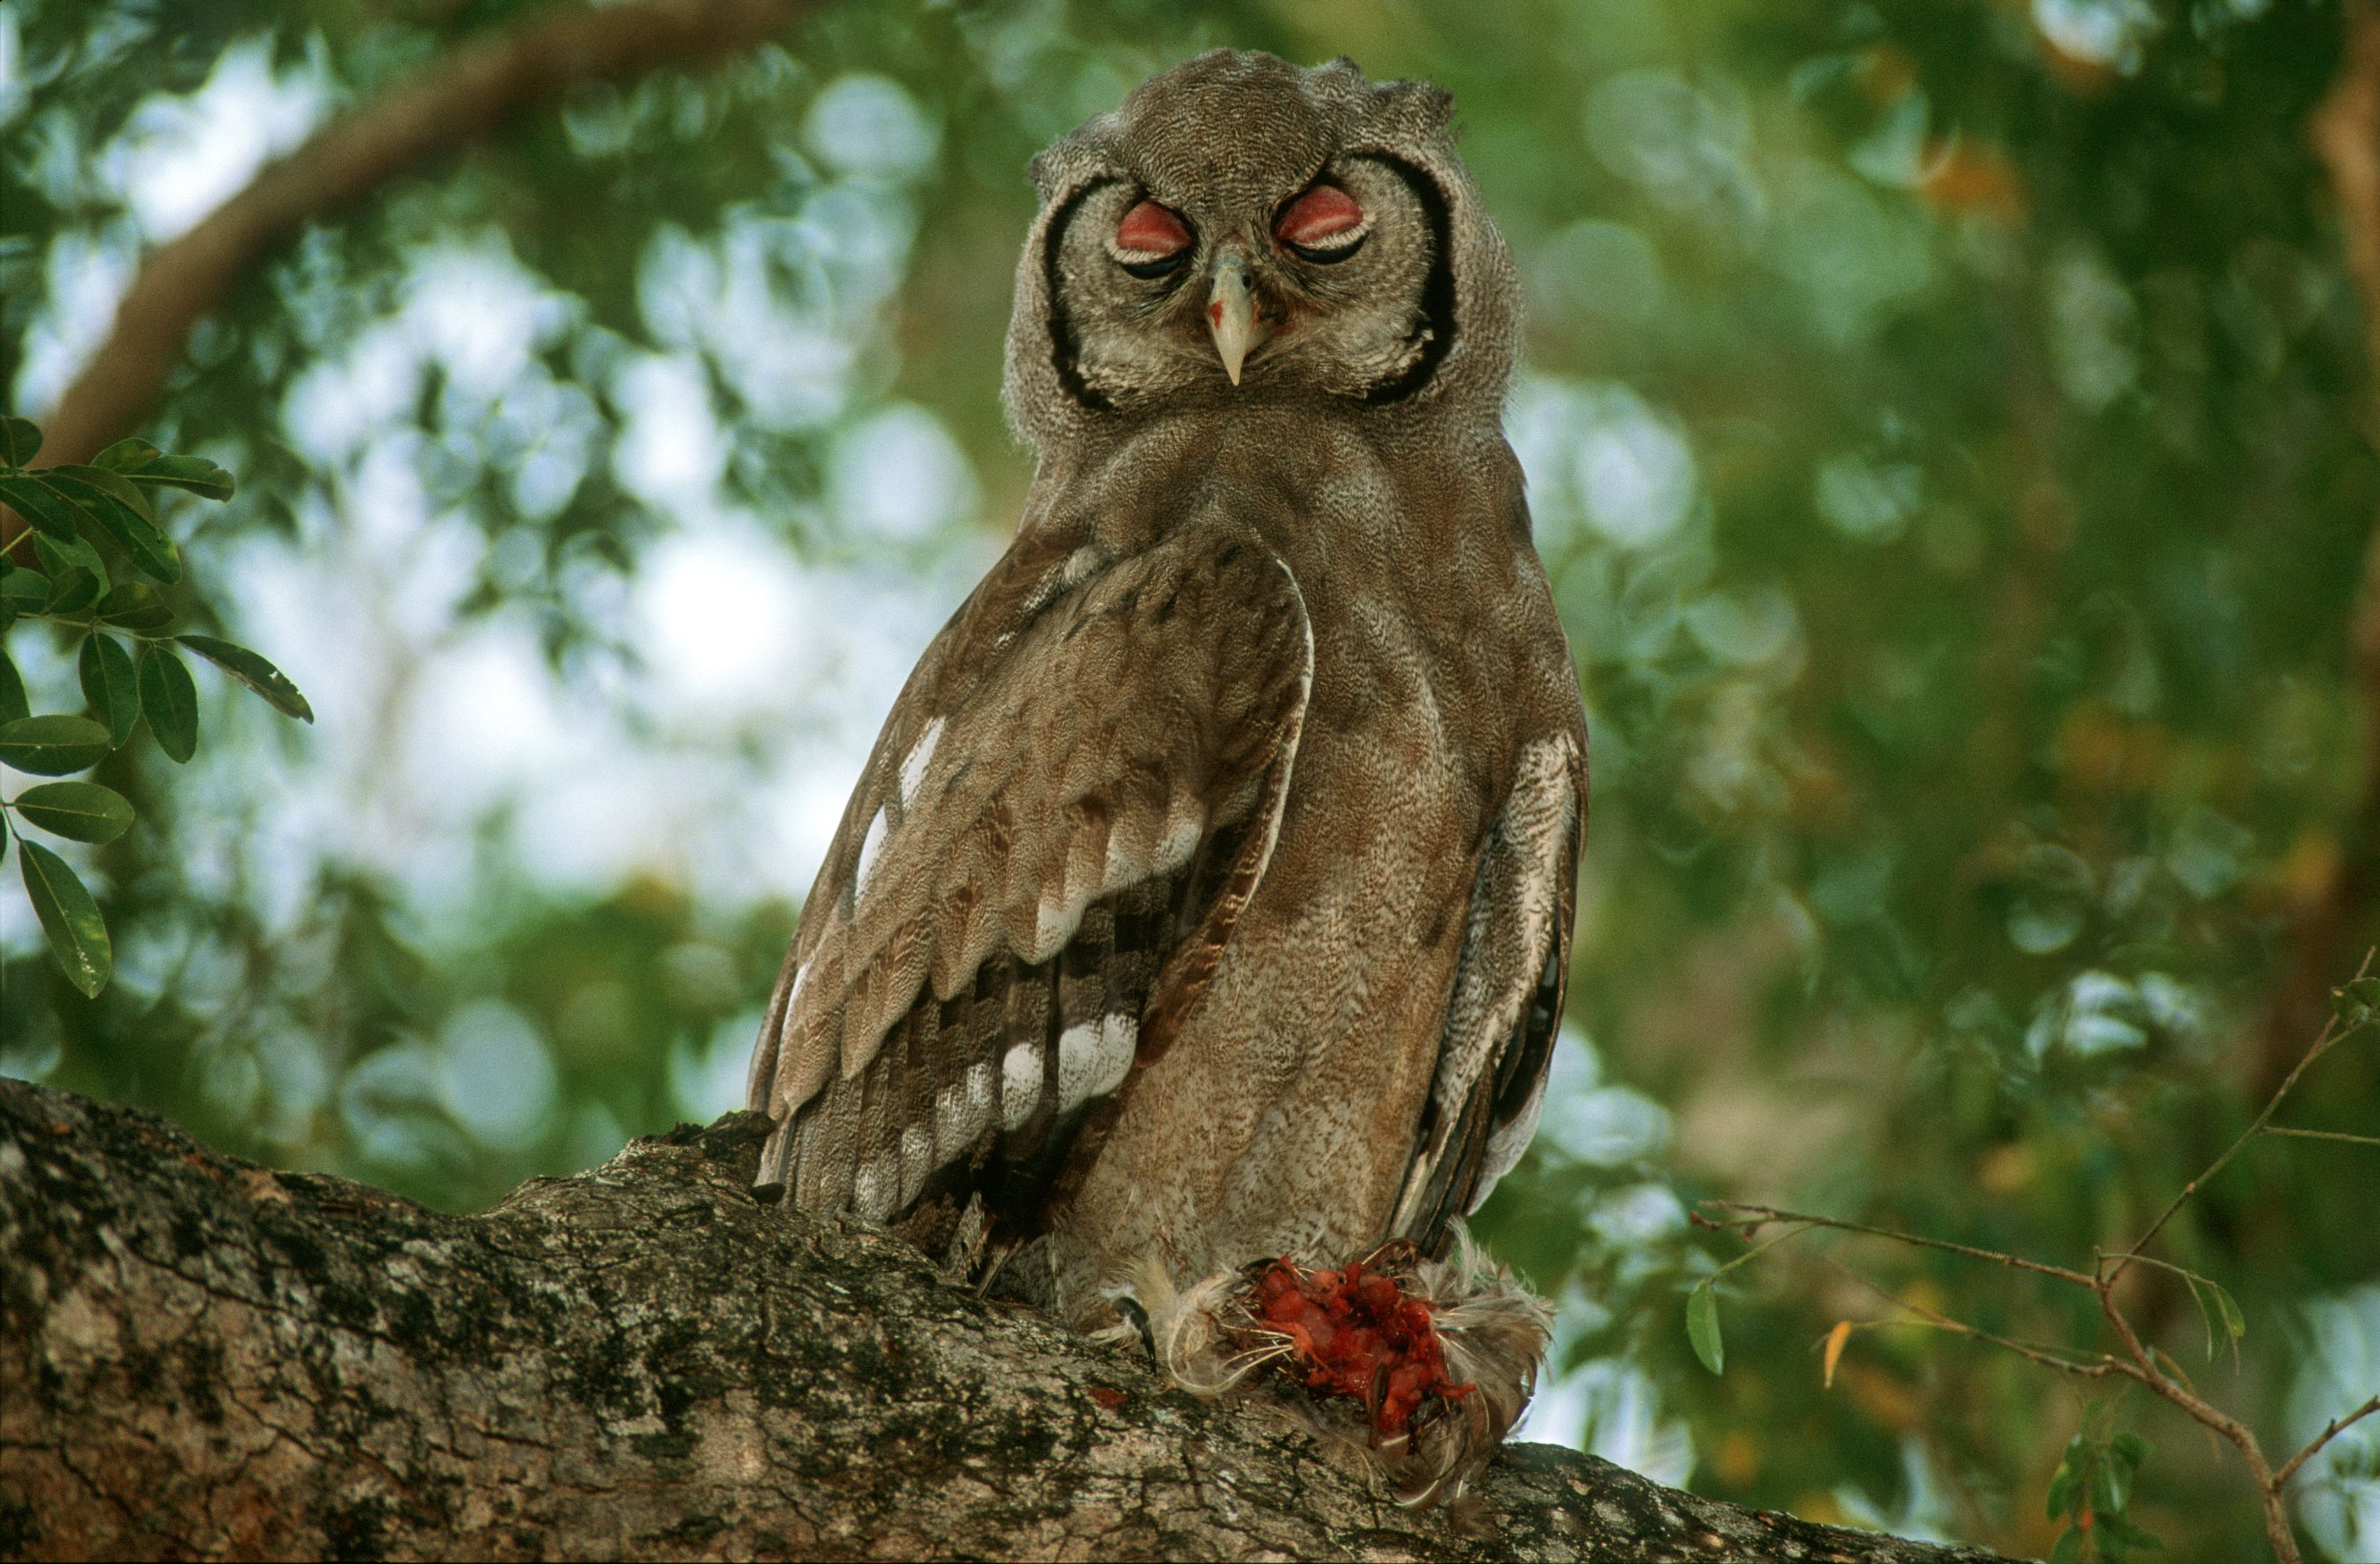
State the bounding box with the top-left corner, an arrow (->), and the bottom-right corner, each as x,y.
1205,249 -> 1267,386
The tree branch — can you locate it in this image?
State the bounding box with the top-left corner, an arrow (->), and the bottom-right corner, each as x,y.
4,0 -> 807,557
1819,1257 -> 2127,1383
2110,955 -> 2365,1288
0,1078 -> 2011,1562
1698,1200 -> 2098,1290
2274,1395 -> 2380,1491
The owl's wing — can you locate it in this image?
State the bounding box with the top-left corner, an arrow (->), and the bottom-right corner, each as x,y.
748,525 -> 1313,1243
1389,732 -> 1587,1250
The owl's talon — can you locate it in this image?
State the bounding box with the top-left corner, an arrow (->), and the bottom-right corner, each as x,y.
1143,1227 -> 1550,1507
1110,1291 -> 1156,1357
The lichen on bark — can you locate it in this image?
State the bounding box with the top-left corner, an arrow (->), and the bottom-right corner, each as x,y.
0,1078 -> 2009,1561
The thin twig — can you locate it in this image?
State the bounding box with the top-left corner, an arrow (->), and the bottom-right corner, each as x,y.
2109,952 -> 2372,1286
1701,1200 -> 2097,1289
1820,1257 -> 2130,1382
2274,1395 -> 2380,1490
2261,1126 -> 2380,1148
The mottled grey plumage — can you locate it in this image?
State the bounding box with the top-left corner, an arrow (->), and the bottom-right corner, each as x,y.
748,50 -> 1586,1492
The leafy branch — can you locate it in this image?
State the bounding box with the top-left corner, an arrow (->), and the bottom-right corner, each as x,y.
1683,955 -> 2380,1564
1,416 -> 310,997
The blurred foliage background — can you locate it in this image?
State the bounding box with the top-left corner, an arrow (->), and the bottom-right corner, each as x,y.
4,0 -> 2379,1557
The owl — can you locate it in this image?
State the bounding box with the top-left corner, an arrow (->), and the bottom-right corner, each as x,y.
748,50 -> 1586,1498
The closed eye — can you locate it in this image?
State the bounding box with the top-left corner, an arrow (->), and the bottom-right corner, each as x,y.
1288,233 -> 1364,264
1274,184 -> 1369,264
1112,199 -> 1192,280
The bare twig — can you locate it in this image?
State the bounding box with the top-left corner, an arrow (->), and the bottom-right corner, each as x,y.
1819,1257 -> 2126,1382
2260,1126 -> 2380,1148
2109,951 -> 2370,1287
1700,1200 -> 2096,1289
4,0 -> 807,559
2274,1396 -> 2380,1491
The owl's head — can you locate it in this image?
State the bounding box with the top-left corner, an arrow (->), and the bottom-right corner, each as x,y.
1004,51 -> 1518,449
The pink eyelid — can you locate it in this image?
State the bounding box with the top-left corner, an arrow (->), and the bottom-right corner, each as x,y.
1115,200 -> 1191,256
1274,185 -> 1364,248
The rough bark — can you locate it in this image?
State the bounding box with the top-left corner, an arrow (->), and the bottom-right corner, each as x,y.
0,1078 -> 2009,1563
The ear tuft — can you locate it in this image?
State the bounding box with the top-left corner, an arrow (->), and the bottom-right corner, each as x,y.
1384,79 -> 1457,135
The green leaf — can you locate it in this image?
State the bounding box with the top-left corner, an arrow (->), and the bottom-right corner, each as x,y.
120,453 -> 235,502
92,438 -> 160,472
94,438 -> 234,500
47,467 -> 156,525
0,472 -> 86,541
95,582 -> 175,633
2179,1273 -> 2246,1363
78,634 -> 139,749
2211,1282 -> 2245,1343
2110,1432 -> 2152,1466
1685,1283 -> 1724,1375
18,839 -> 111,997
0,566 -> 49,611
0,648 -> 25,725
11,781 -> 134,843
2182,1274 -> 2219,1361
178,634 -> 313,722
0,713 -> 112,775
39,468 -> 179,584
0,416 -> 42,467
2093,1444 -> 2131,1515
2336,976 -> 2380,1031
2046,1443 -> 2081,1520
138,643 -> 198,763
2101,1514 -> 2162,1549
43,567 -> 99,616
2333,977 -> 2380,1030
2046,1528 -> 2085,1564
33,529 -> 109,592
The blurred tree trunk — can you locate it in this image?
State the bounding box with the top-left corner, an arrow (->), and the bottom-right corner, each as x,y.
0,1078 -> 2009,1563
2271,0 -> 2380,1093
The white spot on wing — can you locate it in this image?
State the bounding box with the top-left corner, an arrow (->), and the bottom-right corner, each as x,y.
1153,800 -> 1204,873
898,717 -> 945,806
772,962 -> 812,1057
1033,894 -> 1083,962
899,1124 -> 935,1206
1101,829 -> 1141,892
853,807 -> 889,898
1000,1041 -> 1041,1132
1471,1073 -> 1548,1213
937,1072 -> 990,1160
854,1152 -> 897,1220
1056,1012 -> 1138,1111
